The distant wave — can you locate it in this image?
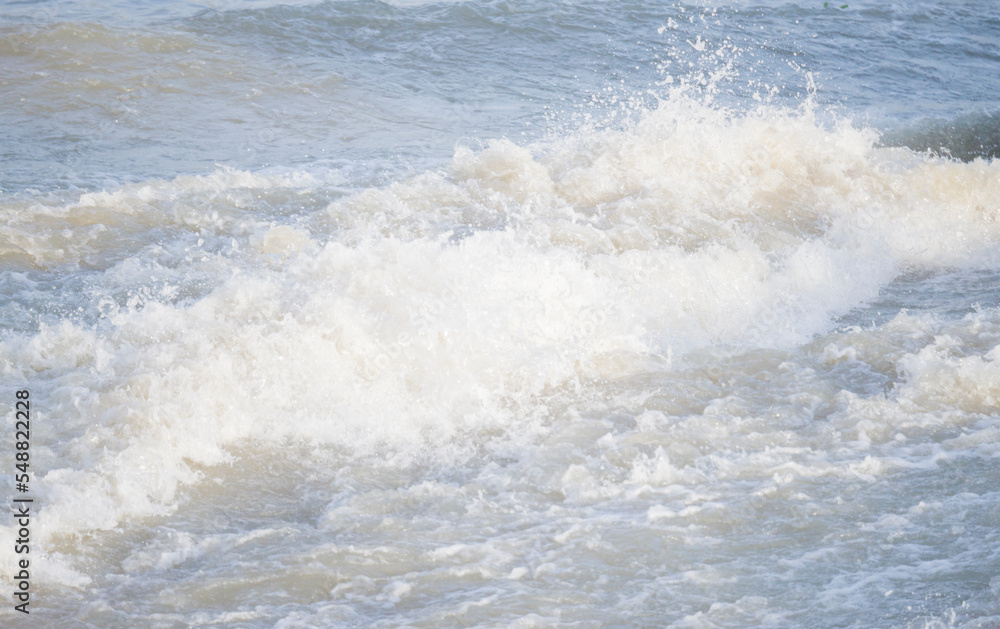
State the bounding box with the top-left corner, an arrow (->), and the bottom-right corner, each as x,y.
882,110 -> 1000,162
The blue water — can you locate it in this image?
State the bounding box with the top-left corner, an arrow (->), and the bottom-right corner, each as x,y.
3,0 -> 998,193
2,1 -> 999,627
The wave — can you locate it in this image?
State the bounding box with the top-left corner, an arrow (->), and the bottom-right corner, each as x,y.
881,110 -> 1000,162
2,91 -> 1000,582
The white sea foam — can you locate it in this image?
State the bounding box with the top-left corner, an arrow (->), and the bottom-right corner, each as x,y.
4,91 -> 999,525
0,168 -> 323,269
2,85 -> 999,625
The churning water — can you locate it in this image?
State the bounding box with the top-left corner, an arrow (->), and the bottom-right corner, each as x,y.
2,0 -> 999,626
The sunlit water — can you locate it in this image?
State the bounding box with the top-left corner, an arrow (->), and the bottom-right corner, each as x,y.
2,1 -> 999,627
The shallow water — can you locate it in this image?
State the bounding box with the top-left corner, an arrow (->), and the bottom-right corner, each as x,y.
2,1 -> 1000,627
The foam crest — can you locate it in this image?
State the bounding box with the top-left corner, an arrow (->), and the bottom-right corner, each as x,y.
4,90 -> 1000,568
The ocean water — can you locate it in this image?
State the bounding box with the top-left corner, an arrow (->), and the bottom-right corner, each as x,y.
2,0 -> 1000,626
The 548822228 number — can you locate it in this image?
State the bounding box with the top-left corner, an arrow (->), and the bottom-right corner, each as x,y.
15,390 -> 30,492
